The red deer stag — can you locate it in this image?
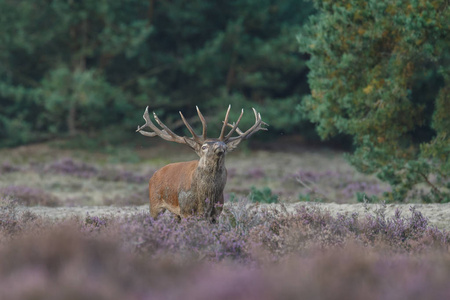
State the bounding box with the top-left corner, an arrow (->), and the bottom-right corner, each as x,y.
136,105 -> 267,222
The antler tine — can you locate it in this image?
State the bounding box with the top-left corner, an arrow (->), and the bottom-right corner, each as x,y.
136,106 -> 187,143
152,111 -> 186,143
224,108 -> 244,141
136,107 -> 165,137
227,107 -> 268,141
219,104 -> 231,141
179,111 -> 203,144
247,108 -> 268,135
196,106 -> 207,140
136,125 -> 158,137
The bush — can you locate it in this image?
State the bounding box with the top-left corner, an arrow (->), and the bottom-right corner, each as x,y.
1,199 -> 450,299
249,186 -> 278,204
44,158 -> 99,179
0,198 -> 39,236
0,186 -> 61,207
42,157 -> 151,184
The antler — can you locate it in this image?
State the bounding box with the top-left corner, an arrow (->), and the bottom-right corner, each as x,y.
137,105 -> 267,148
224,107 -> 268,142
218,105 -> 245,142
136,106 -> 207,146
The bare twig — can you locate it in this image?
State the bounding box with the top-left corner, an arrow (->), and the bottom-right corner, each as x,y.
296,176 -> 331,202
419,172 -> 444,203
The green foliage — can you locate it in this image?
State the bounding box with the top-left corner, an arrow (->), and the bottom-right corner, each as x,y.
0,0 -> 315,147
298,193 -> 312,202
228,193 -> 239,203
356,192 -> 378,204
249,186 -> 278,203
298,193 -> 326,202
0,0 -> 149,146
298,0 -> 450,202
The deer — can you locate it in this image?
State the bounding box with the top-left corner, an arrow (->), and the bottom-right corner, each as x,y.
136,105 -> 267,222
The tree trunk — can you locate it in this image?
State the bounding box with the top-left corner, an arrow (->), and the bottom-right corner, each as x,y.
67,103 -> 77,136
67,17 -> 87,136
148,0 -> 155,25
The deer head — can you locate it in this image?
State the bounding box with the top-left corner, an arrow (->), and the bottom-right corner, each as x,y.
136,105 -> 267,222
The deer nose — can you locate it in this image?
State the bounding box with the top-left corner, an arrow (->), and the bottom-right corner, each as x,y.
214,142 -> 227,154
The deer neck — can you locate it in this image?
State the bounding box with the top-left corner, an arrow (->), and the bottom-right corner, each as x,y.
193,155 -> 227,196
191,155 -> 227,219
197,154 -> 226,174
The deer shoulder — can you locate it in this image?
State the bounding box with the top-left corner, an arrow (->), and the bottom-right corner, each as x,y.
136,105 -> 267,222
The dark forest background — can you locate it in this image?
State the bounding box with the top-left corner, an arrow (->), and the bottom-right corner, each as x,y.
0,0 -> 316,147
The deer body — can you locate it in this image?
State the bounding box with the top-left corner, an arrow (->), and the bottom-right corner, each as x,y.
149,158 -> 227,220
137,105 -> 266,221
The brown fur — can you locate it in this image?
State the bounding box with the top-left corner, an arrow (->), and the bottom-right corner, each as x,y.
149,142 -> 227,221
149,161 -> 196,218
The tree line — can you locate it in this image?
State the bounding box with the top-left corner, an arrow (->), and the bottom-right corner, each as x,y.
0,0 -> 315,146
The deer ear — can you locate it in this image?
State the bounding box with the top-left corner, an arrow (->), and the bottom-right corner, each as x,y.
226,139 -> 243,152
184,137 -> 202,155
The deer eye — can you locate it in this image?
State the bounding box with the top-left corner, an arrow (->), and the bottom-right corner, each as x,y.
201,145 -> 208,150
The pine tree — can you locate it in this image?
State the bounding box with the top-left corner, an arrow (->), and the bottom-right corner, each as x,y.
298,0 -> 450,202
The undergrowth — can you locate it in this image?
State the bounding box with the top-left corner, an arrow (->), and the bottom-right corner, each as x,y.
0,197 -> 449,299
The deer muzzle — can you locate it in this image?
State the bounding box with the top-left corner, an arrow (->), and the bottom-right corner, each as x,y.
213,142 -> 227,155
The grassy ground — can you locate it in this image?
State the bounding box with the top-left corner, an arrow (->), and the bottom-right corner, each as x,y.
2,141 -> 449,230
0,140 -> 392,207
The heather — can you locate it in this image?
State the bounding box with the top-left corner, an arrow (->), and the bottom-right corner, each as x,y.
1,145 -> 449,298
0,186 -> 61,207
1,198 -> 450,299
0,155 -> 153,207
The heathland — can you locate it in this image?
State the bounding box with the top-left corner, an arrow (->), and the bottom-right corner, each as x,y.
1,142 -> 450,299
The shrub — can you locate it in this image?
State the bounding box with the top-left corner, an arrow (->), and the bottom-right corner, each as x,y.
246,167 -> 266,180
0,162 -> 21,174
0,199 -> 450,299
0,198 -> 39,236
44,158 -> 98,179
298,193 -> 326,202
41,158 -> 151,184
249,204 -> 449,259
0,185 -> 61,207
120,212 -> 250,263
249,186 -> 278,204
0,198 -> 21,236
1,228 -> 450,300
290,169 -> 391,202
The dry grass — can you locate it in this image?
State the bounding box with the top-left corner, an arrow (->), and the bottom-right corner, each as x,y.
1,142 -> 391,206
